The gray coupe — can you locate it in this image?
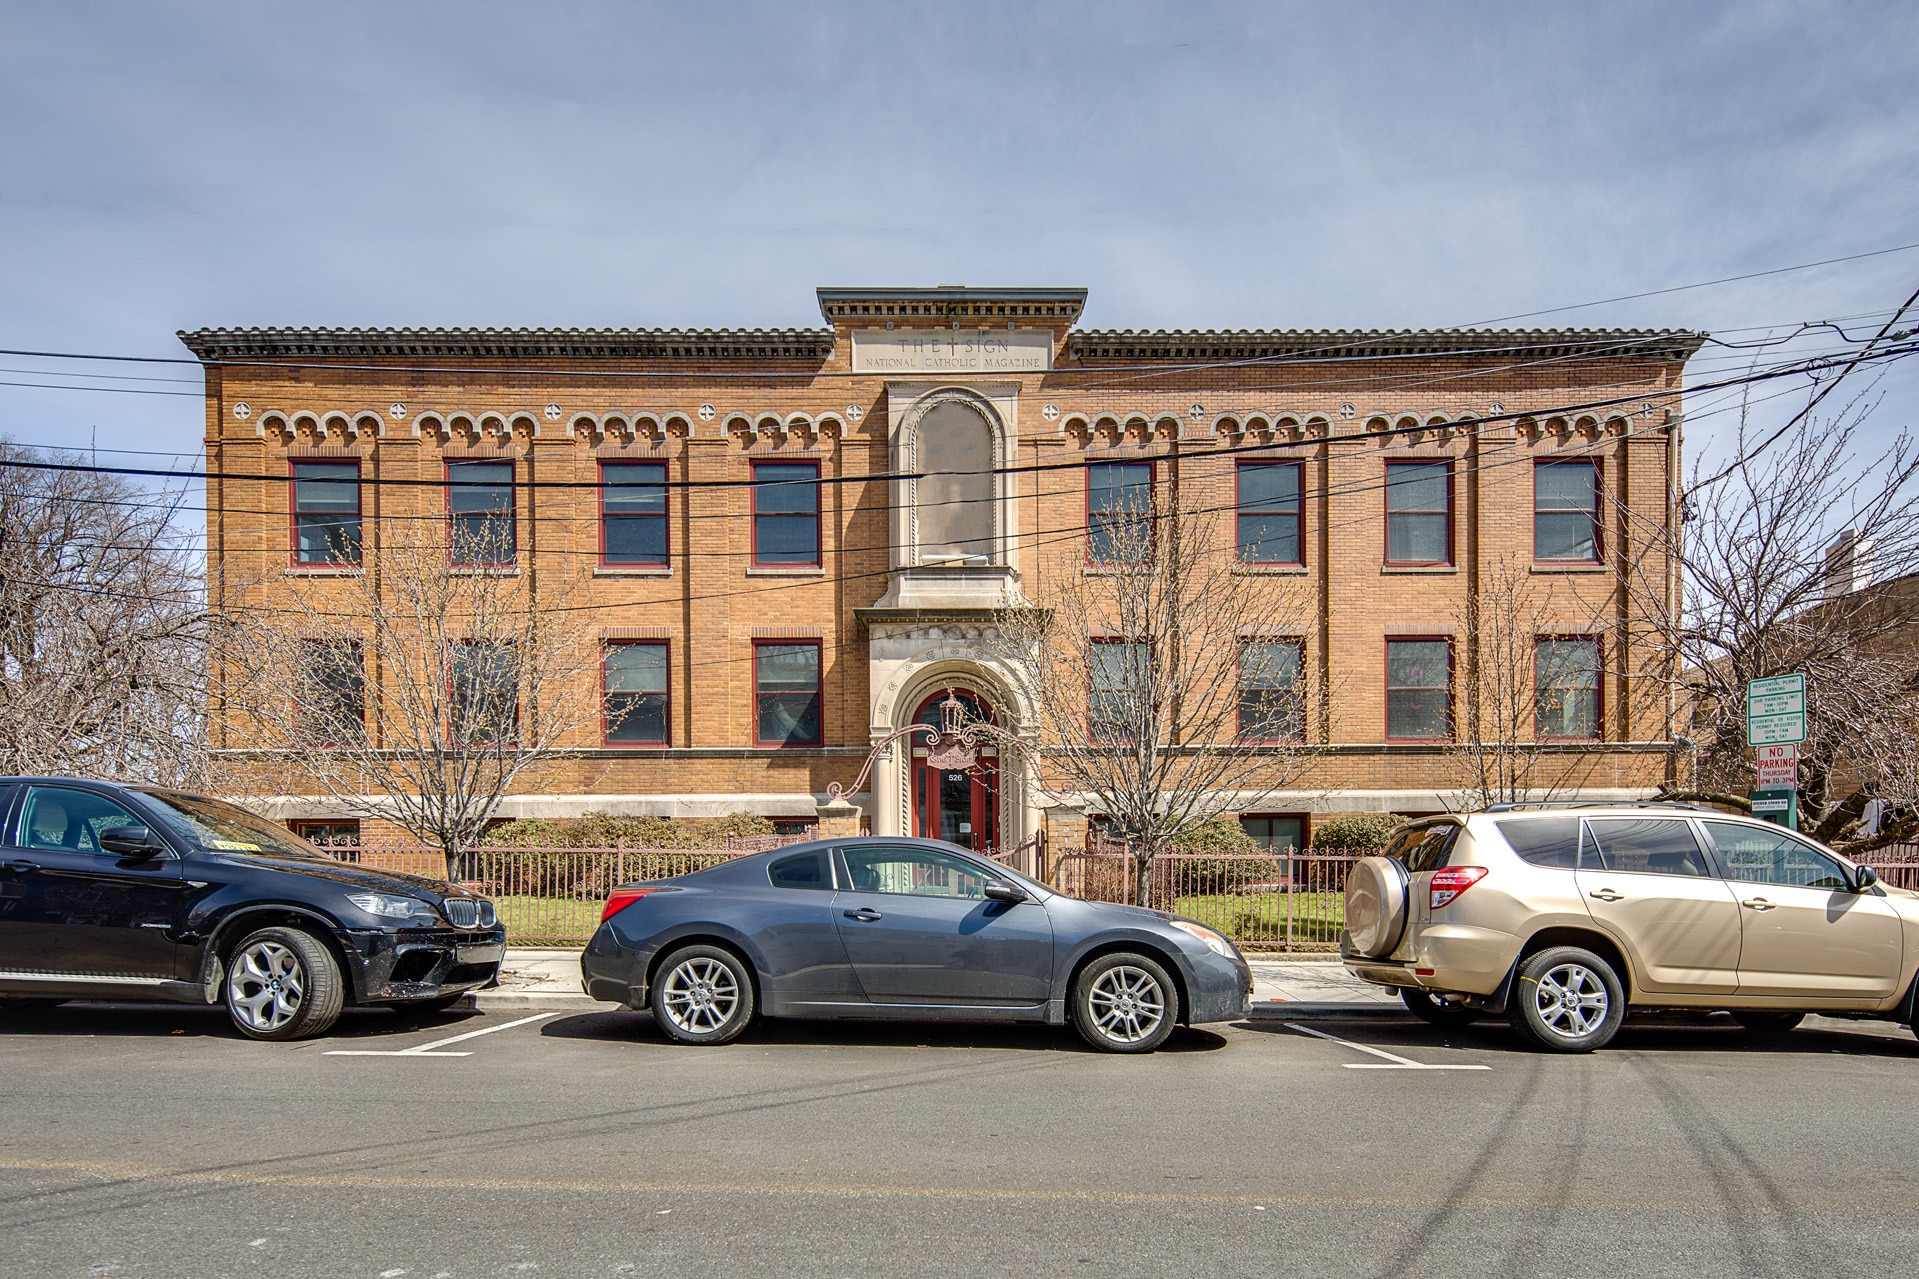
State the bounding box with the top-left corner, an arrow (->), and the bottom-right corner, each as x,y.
580,837 -> 1253,1053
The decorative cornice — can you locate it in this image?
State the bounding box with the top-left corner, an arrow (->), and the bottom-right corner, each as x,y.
177,326 -> 836,362
1068,327 -> 1706,363
817,286 -> 1087,325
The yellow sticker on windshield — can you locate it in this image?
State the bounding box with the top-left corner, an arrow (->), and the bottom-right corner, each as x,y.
209,839 -> 261,850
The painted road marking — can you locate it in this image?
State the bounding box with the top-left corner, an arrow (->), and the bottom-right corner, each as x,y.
325,1011 -> 560,1057
1285,1022 -> 1490,1070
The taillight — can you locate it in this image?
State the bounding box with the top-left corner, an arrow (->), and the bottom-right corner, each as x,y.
1429,866 -> 1488,910
600,887 -> 658,923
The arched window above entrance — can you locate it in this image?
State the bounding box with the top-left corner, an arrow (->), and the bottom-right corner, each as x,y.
912,400 -> 996,565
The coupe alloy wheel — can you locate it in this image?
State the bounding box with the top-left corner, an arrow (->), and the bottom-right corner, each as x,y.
1086,965 -> 1167,1046
227,939 -> 306,1034
660,956 -> 741,1035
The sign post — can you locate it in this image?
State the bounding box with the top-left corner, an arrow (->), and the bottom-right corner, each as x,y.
1746,675 -> 1806,829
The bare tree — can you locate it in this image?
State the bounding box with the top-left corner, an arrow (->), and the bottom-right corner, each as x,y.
0,441 -> 215,786
219,517 -> 606,877
1620,392 -> 1919,853
988,483 -> 1320,906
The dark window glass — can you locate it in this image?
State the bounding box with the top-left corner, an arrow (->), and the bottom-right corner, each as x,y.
1583,818 -> 1710,877
1237,462 -> 1303,564
1704,822 -> 1850,890
1089,639 -> 1145,741
19,786 -> 143,853
451,642 -> 518,743
1241,815 -> 1304,855
1537,638 -> 1600,738
1239,640 -> 1303,739
752,463 -> 820,566
1535,462 -> 1600,562
755,643 -> 821,745
448,461 -> 515,564
291,461 -> 361,565
1400,826 -> 1460,874
768,849 -> 833,890
1088,462 -> 1152,562
605,643 -> 668,745
1497,817 -> 1582,869
1385,462 -> 1450,563
840,844 -> 992,898
299,641 -> 365,744
602,463 -> 668,565
1386,639 -> 1451,739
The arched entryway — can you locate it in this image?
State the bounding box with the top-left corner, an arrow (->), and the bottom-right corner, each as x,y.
909,689 -> 998,851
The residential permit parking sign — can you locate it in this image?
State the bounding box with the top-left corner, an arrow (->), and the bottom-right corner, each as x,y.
1746,673 -> 1806,747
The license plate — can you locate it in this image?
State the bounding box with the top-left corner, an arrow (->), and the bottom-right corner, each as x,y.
456,943 -> 505,965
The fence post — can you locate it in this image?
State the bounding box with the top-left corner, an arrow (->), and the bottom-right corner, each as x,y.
1286,852 -> 1295,952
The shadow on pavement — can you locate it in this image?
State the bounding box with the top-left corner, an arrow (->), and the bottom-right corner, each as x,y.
540,1008 -> 1229,1054
0,999 -> 487,1042
1234,1010 -> 1919,1058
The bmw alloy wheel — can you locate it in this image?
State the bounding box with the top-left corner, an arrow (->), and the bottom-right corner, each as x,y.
1086,964 -> 1167,1046
227,940 -> 306,1034
660,956 -> 740,1035
1531,962 -> 1609,1039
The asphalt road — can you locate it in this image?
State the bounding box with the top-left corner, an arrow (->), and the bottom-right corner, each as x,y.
3,1001 -> 1918,1279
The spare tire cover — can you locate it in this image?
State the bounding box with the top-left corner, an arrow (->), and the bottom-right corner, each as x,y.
1345,856 -> 1410,958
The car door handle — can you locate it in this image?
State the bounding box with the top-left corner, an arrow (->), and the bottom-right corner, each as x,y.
2,859 -> 37,873
1588,888 -> 1624,902
1743,898 -> 1776,911
843,909 -> 883,922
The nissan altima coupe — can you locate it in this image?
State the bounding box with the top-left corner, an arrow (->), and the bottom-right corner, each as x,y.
580,837 -> 1252,1053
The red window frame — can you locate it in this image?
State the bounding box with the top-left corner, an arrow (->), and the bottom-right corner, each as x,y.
599,461 -> 670,568
1236,637 -> 1306,742
1238,813 -> 1308,856
446,459 -> 517,567
752,639 -> 824,747
1235,461 -> 1305,566
1383,460 -> 1454,566
1532,459 -> 1604,565
291,819 -> 361,849
1088,636 -> 1146,742
1086,461 -> 1156,564
1384,636 -> 1454,742
750,461 -> 822,569
603,640 -> 672,748
1534,634 -> 1604,741
288,459 -> 363,567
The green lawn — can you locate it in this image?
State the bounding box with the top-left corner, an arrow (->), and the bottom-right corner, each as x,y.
495,895 -> 602,945
1172,892 -> 1346,950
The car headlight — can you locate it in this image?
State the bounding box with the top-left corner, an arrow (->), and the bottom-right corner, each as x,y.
346,891 -> 439,922
1170,920 -> 1238,959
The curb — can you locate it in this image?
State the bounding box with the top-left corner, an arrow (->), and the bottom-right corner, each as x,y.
461,991 -> 620,1011
1246,1001 -> 1411,1021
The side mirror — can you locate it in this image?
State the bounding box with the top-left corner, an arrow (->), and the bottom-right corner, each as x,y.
983,879 -> 1028,904
1854,865 -> 1879,892
99,825 -> 161,857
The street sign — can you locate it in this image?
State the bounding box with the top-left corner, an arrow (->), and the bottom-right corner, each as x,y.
1750,788 -> 1798,830
1746,673 -> 1806,746
1755,743 -> 1798,790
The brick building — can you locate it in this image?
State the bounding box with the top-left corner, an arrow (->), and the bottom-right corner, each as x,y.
184,285 -> 1702,855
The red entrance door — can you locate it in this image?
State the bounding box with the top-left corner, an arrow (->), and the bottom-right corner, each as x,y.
910,690 -> 998,852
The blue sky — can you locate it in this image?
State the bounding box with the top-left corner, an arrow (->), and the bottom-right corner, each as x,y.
2,1 -> 1915,485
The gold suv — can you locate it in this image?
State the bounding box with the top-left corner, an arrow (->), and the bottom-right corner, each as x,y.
1341,804 -> 1919,1052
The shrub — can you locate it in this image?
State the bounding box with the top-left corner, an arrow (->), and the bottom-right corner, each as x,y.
1168,815 -> 1281,895
483,812 -> 692,849
1311,813 -> 1407,853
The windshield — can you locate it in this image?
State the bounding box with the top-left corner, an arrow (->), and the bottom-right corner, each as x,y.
137,791 -> 324,859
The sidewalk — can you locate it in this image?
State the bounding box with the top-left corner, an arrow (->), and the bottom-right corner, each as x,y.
465,948 -> 1407,1019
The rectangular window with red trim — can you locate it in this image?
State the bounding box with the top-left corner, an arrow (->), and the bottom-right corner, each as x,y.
447,460 -> 516,565
1535,636 -> 1601,739
1236,462 -> 1303,565
601,462 -> 668,566
1089,638 -> 1146,741
751,462 -> 821,567
754,641 -> 822,746
290,461 -> 362,565
1238,639 -> 1304,740
1385,638 -> 1452,740
1534,460 -> 1602,563
1384,461 -> 1451,565
291,820 -> 361,850
1087,462 -> 1153,563
605,642 -> 670,746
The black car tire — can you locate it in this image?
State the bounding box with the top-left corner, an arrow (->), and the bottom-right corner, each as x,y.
223,926 -> 346,1041
1509,946 -> 1625,1053
1402,987 -> 1481,1029
1731,1010 -> 1805,1033
1071,952 -> 1180,1054
649,944 -> 756,1045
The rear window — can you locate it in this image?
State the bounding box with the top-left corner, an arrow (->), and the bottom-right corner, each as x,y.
768,850 -> 832,891
1496,817 -> 1582,868
1388,824 -> 1460,874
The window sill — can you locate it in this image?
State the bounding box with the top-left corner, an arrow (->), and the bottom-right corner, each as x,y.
285,565 -> 364,577
449,566 -> 520,577
595,566 -> 673,578
1233,563 -> 1309,576
746,566 -> 826,576
1381,564 -> 1457,575
601,742 -> 673,750
752,741 -> 827,749
1530,562 -> 1609,574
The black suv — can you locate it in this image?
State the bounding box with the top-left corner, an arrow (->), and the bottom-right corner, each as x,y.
0,778 -> 505,1040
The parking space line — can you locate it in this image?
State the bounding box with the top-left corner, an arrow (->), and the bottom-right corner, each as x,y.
1285,1022 -> 1490,1071
325,1011 -> 560,1057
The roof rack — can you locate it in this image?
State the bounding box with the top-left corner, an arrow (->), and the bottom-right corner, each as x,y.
1478,800 -> 1723,815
